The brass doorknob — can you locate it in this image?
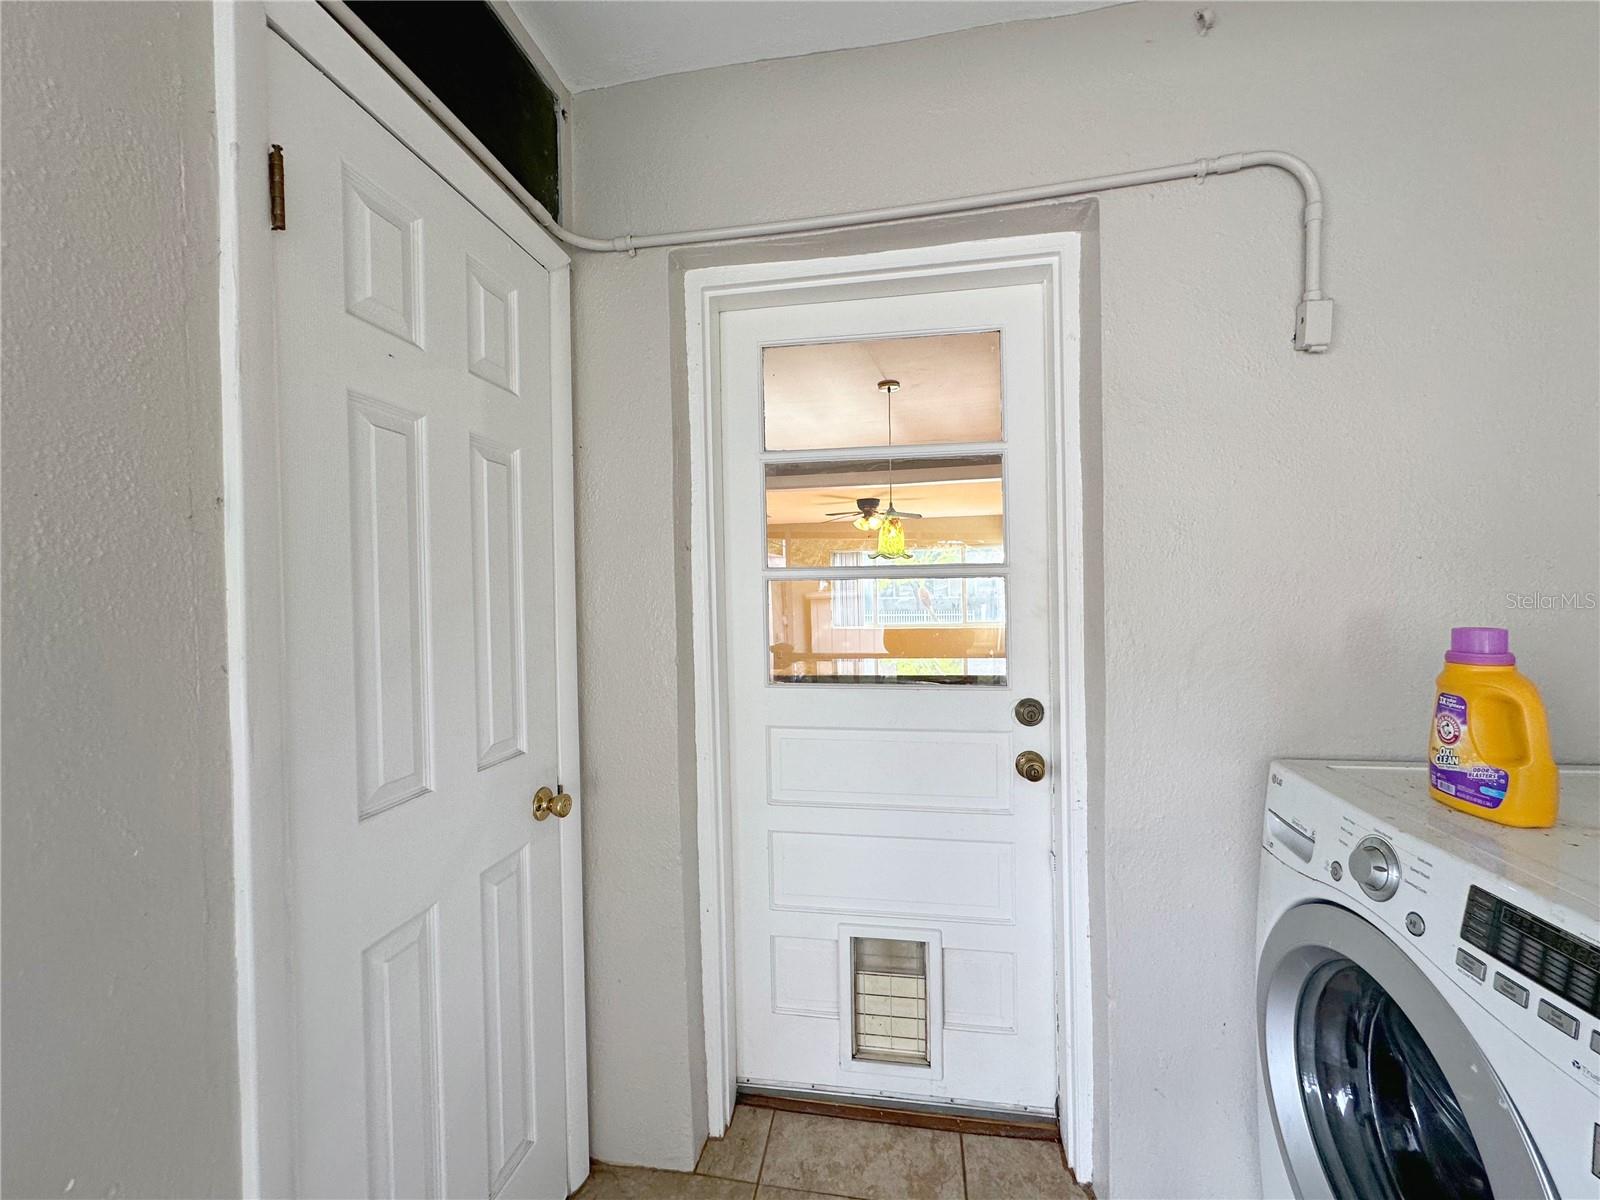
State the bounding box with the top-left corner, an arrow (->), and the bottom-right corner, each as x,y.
1015,751 -> 1047,783
533,787 -> 573,821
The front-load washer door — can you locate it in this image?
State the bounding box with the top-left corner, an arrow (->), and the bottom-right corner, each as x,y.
1258,903 -> 1554,1200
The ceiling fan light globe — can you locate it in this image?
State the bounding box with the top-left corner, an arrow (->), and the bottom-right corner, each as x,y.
875,515 -> 907,558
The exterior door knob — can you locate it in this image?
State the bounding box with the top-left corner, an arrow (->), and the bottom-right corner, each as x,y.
533,786 -> 573,821
1015,751 -> 1047,783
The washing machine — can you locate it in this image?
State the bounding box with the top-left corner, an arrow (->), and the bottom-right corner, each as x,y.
1256,759 -> 1600,1199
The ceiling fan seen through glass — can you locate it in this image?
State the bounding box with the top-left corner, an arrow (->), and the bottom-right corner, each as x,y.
820,378 -> 921,560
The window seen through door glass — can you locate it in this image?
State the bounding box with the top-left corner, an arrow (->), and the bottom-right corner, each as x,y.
763,331 -> 1002,451
768,577 -> 1007,685
765,454 -> 1004,567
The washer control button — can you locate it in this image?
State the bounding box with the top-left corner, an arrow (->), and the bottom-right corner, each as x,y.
1492,972 -> 1529,1008
1329,860 -> 1342,881
1455,948 -> 1486,981
1405,912 -> 1425,937
1537,999 -> 1579,1039
1591,1028 -> 1600,1056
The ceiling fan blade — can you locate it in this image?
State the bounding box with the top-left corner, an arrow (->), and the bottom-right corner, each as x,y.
824,511 -> 862,517
895,511 -> 924,520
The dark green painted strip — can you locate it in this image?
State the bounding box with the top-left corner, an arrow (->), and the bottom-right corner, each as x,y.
347,1 -> 561,219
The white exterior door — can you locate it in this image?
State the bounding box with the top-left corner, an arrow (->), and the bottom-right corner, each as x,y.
723,284 -> 1058,1112
270,33 -> 569,1198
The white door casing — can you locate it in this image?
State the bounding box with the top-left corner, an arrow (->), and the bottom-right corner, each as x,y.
249,20 -> 578,1198
686,237 -> 1094,1173
722,285 -> 1059,1112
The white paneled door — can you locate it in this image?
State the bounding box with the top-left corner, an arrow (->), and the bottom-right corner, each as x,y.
269,34 -> 568,1199
724,286 -> 1058,1112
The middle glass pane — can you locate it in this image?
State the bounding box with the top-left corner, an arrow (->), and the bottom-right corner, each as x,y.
765,454 -> 1004,568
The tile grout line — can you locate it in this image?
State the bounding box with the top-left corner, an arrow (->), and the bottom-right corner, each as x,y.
958,1131 -> 968,1200
753,1106 -> 775,1195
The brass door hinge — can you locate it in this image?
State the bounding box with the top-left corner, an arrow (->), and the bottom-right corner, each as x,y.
268,144 -> 286,231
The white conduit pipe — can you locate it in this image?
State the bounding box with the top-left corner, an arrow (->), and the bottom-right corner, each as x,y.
319,0 -> 1334,351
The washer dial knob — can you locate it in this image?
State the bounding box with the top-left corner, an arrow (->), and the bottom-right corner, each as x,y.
1349,835 -> 1401,902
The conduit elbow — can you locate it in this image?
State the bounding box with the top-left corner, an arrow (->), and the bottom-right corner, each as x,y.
1243,150 -> 1323,207
1242,151 -> 1332,345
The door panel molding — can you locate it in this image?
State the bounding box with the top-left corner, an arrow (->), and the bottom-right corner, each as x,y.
768,727 -> 1013,815
683,232 -> 1095,1176
768,831 -> 1017,924
215,5 -> 585,1194
362,905 -> 446,1200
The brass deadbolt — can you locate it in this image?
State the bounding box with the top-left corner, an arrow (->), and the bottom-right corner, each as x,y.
1015,751 -> 1047,783
1014,698 -> 1045,727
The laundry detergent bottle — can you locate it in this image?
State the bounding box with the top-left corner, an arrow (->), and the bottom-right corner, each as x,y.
1428,627 -> 1557,827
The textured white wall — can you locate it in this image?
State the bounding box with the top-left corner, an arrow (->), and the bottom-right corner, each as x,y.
569,2 -> 1600,1193
1,4 -> 238,1196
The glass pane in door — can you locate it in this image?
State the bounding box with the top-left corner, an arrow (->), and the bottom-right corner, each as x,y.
765,454 -> 1004,567
767,576 -> 1006,684
763,331 -> 1002,451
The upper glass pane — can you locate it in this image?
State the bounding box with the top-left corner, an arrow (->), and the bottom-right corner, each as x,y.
763,331 -> 1002,451
765,454 -> 1004,568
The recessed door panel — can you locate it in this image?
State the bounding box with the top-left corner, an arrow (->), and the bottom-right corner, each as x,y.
769,727 -> 1011,814
769,832 -> 1015,924
363,908 -> 445,1200
342,164 -> 423,346
471,437 -> 526,770
481,847 -> 537,1194
348,393 -> 433,818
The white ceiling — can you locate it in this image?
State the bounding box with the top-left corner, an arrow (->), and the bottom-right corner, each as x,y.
507,1 -> 1123,92
764,330 -> 1003,451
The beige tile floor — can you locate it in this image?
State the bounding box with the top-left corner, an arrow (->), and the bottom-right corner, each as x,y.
573,1104 -> 1090,1200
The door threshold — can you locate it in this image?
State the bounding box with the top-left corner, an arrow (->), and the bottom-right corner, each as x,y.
737,1085 -> 1059,1141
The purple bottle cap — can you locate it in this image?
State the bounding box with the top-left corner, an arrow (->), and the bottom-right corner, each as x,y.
1446,626 -> 1516,666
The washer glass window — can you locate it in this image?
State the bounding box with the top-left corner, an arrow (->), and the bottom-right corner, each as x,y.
1296,959 -> 1492,1199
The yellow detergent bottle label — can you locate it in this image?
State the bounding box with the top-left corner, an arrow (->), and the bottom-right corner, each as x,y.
1429,692 -> 1510,808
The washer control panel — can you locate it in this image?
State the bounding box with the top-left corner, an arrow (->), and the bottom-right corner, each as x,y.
1349,835 -> 1402,902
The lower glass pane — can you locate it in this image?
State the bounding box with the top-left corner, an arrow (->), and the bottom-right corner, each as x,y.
767,577 -> 1006,684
